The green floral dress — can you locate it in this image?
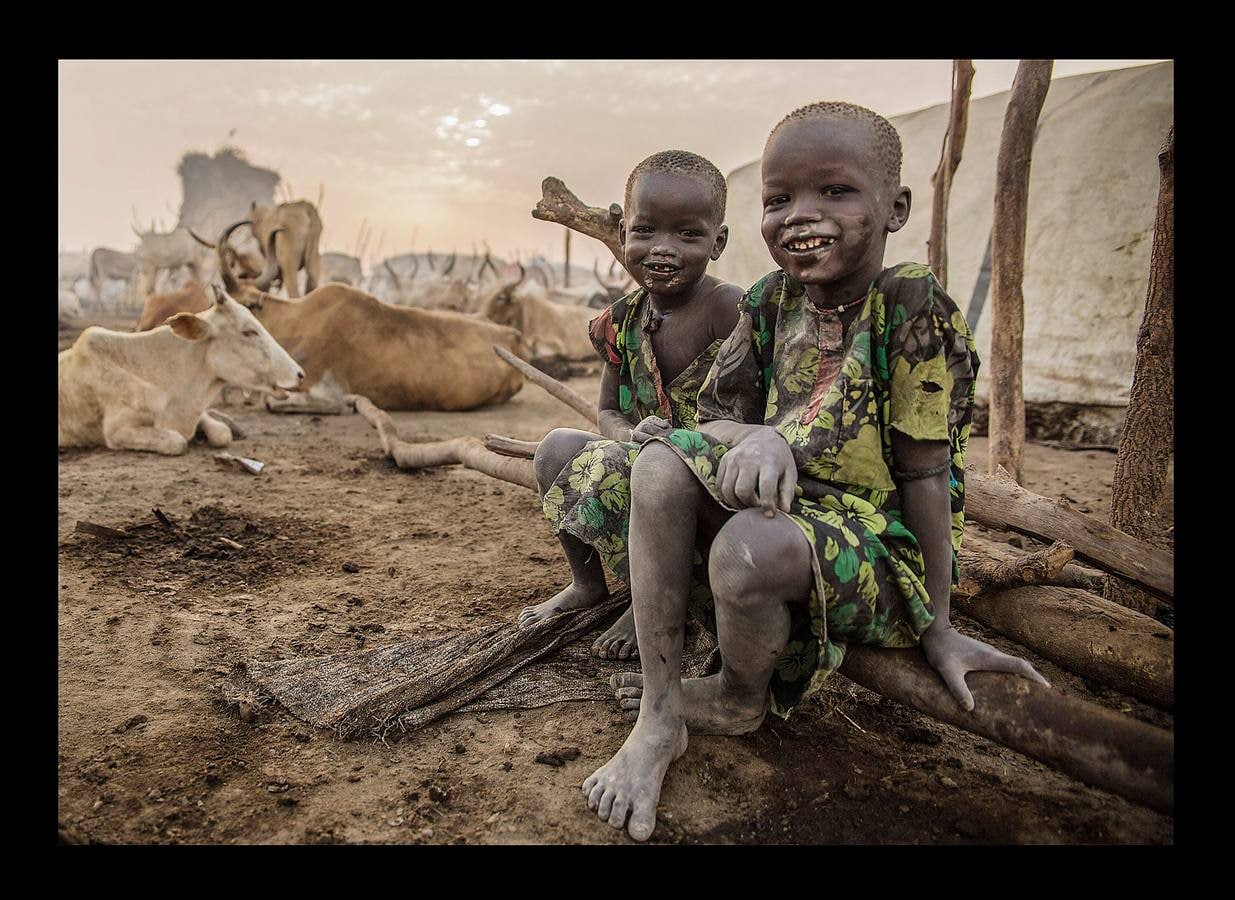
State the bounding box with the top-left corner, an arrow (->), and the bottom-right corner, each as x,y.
648,263 -> 980,717
541,288 -> 726,586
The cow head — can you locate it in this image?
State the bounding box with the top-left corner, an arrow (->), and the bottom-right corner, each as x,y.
475,263 -> 527,328
166,286 -> 303,397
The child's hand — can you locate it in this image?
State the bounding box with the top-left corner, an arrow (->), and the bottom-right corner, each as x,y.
629,415 -> 673,443
920,626 -> 1050,712
715,426 -> 796,516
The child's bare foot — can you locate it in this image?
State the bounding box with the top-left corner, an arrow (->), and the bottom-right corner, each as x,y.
610,673 -> 766,735
582,712 -> 687,842
517,582 -> 607,628
591,605 -> 638,659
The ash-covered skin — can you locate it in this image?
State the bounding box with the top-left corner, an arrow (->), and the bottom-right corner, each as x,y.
585,112 -> 1048,843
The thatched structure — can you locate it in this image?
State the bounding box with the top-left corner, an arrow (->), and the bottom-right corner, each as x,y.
175,147 -> 280,247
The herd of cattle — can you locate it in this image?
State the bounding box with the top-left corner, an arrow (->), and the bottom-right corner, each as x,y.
58,199 -> 635,454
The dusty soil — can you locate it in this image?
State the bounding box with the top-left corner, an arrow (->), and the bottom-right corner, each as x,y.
57,315 -> 1174,845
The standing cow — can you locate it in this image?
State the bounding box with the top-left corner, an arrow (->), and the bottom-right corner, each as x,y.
248,200 -> 323,298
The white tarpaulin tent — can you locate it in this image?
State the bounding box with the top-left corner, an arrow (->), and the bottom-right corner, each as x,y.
712,62 -> 1173,441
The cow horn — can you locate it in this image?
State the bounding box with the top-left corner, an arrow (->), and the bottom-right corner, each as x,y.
408,255 -> 419,280
426,250 -> 436,272
254,228 -> 284,291
189,228 -> 215,249
443,251 -> 457,276
383,259 -> 403,291
215,220 -> 251,293
211,283 -> 226,307
515,261 -> 526,284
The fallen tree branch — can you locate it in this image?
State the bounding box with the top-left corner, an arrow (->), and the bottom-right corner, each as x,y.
354,395 -> 537,490
953,584 -> 1173,711
964,466 -> 1173,603
956,539 -> 1073,599
493,345 -> 599,425
531,177 -> 625,267
838,645 -> 1173,814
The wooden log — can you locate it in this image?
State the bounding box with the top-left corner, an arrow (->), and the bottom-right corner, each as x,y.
1106,126 -> 1174,615
353,395 -> 537,490
963,532 -> 1101,594
965,466 -> 1173,603
928,59 -> 975,290
953,584 -> 1173,711
988,59 -> 1052,483
531,177 -> 626,268
956,539 -> 1072,599
493,345 -> 600,425
484,434 -> 540,459
838,645 -> 1173,814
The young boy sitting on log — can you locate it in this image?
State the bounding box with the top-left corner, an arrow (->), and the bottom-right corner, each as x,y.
583,102 -> 1049,842
519,150 -> 744,660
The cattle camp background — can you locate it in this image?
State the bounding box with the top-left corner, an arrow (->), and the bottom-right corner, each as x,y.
58,59 -> 1174,845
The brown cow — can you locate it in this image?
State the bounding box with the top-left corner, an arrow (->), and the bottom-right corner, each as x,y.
134,281 -> 211,332
476,266 -> 597,360
213,222 -> 527,413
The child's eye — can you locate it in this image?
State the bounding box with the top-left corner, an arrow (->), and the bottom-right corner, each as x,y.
763,195 -> 788,208
680,230 -> 703,238
823,186 -> 851,197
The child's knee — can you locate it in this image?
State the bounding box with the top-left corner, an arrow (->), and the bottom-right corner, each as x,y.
709,510 -> 812,604
630,442 -> 696,501
534,428 -> 591,493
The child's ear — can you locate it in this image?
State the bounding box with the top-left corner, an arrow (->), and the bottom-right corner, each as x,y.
710,224 -> 730,260
886,186 -> 912,234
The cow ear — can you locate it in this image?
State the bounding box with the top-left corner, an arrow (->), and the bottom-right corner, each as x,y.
166,312 -> 210,341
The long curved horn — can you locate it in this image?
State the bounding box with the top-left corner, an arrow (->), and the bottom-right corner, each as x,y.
426,249 -> 436,272
530,263 -> 550,288
254,227 -> 284,291
188,228 -> 215,249
408,255 -> 419,280
443,250 -> 457,276
215,220 -> 251,292
515,261 -> 526,284
383,259 -> 403,291
482,252 -> 498,279
131,224 -> 145,240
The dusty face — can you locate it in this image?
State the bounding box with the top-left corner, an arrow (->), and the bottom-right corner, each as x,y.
761,117 -> 910,305
620,172 -> 727,296
197,293 -> 304,396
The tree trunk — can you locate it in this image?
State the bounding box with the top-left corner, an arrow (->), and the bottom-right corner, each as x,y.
532,177 -> 626,268
1105,126 -> 1175,615
928,59 -> 975,290
954,585 -> 1174,710
988,59 -> 1053,483
965,465 -> 1173,602
839,645 -> 1172,814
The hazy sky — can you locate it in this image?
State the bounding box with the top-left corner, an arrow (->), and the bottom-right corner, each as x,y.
59,59 -> 1163,269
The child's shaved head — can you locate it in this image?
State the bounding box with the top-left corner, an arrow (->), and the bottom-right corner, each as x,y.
624,150 -> 728,224
768,102 -> 903,189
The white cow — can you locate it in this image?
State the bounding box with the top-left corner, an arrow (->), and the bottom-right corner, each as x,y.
59,289 -> 304,455
58,288 -> 83,323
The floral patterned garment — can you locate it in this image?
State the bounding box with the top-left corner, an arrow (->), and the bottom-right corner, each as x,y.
648,263 -> 980,717
542,289 -> 727,590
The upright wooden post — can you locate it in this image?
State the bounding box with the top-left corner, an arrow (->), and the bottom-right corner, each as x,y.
1105,126 -> 1174,615
564,227 -> 571,287
989,59 -> 1053,483
929,59 -> 975,290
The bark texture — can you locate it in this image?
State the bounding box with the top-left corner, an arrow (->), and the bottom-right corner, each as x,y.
928,59 -> 976,290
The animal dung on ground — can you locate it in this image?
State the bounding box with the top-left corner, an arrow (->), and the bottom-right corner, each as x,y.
214,452 -> 266,475
534,747 -> 581,767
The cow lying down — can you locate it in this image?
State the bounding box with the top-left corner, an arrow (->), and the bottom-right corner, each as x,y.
59,288 -> 303,455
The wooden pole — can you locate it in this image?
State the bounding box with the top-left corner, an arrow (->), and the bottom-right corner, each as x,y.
1105,127 -> 1175,616
564,227 -> 571,287
988,59 -> 1053,484
928,59 -> 975,290
838,646 -> 1172,814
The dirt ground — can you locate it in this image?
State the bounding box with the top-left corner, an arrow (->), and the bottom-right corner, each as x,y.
57,315 -> 1174,845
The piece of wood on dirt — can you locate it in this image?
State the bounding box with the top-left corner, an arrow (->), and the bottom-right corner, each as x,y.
988,59 -> 1053,483
954,583 -> 1173,711
75,520 -> 133,540
353,395 -> 537,490
839,644 -> 1172,815
494,345 -> 600,426
1106,125 -> 1174,616
531,177 -> 626,268
484,434 -> 540,459
965,466 -> 1173,603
